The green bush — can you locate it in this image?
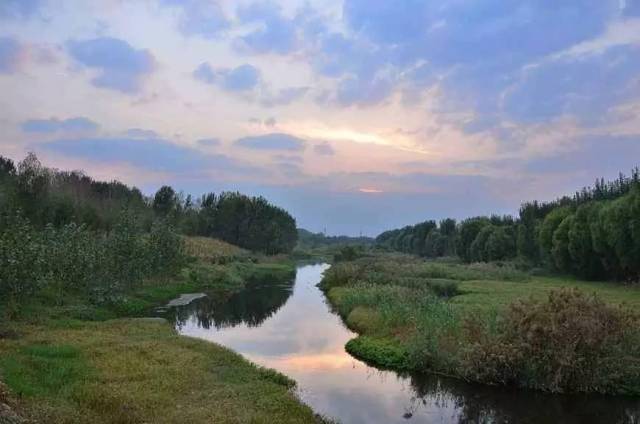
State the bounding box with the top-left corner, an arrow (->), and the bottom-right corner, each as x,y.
0,210 -> 185,315
346,336 -> 411,370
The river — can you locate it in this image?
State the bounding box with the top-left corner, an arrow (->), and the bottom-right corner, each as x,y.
168,263 -> 640,423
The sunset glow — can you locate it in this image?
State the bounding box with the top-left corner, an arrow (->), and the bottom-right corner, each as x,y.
2,0 -> 640,235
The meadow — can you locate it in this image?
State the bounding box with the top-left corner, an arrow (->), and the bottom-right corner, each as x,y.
0,237 -> 322,424
321,254 -> 640,394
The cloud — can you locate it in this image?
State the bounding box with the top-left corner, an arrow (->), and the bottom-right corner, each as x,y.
336,75 -> 393,107
162,0 -> 229,39
623,0 -> 640,16
503,45 -> 640,124
39,137 -> 246,174
197,138 -> 220,147
359,188 -> 383,193
313,142 -> 335,156
193,62 -> 260,92
234,2 -> 297,54
0,37 -> 25,74
22,117 -> 99,133
67,37 -> 156,94
524,134 -> 640,176
235,133 -> 306,151
273,154 -> 303,163
312,0 -> 632,122
192,62 -> 216,84
260,86 -> 309,107
0,0 -> 42,20
125,128 -> 158,138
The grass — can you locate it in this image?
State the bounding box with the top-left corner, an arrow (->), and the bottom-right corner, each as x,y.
0,320 -> 319,423
0,237 -> 319,423
183,236 -> 248,263
452,274 -> 640,315
322,254 -> 640,394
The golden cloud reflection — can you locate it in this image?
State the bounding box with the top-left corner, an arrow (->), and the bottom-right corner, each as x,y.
255,352 -> 357,372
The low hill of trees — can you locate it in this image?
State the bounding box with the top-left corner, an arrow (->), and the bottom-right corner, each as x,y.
0,153 -> 297,254
297,228 -> 374,249
0,152 -> 299,315
376,167 -> 640,282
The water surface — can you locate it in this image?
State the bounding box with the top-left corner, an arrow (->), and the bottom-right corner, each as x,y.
171,263 -> 640,423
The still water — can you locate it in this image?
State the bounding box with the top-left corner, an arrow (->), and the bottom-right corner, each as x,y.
170,263 -> 640,424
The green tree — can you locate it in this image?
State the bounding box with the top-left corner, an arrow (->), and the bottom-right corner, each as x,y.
153,185 -> 178,218
551,214 -> 574,272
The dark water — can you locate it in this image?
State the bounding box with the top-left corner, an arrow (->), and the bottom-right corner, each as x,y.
170,263 -> 640,424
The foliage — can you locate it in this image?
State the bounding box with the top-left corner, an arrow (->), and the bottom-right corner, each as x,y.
0,209 -> 184,316
297,228 -> 374,249
0,153 -> 297,255
376,166 -> 640,281
462,289 -> 640,393
345,336 -> 411,370
324,256 -> 640,395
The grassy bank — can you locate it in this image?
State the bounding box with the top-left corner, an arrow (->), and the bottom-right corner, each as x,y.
0,238 -> 322,424
0,320 -> 319,423
321,254 -> 640,395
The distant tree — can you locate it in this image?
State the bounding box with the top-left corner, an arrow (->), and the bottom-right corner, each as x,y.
539,207 -> 572,261
153,185 -> 178,217
457,217 -> 490,262
0,156 -> 15,178
551,214 -> 574,272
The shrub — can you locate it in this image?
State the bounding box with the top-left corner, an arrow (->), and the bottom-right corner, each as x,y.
462,289 -> 640,394
0,212 -> 47,314
346,336 -> 411,370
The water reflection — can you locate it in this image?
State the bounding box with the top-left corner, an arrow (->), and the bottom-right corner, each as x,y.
170,263 -> 640,424
175,279 -> 294,330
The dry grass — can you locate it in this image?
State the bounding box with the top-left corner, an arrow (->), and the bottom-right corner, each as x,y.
183,237 -> 247,262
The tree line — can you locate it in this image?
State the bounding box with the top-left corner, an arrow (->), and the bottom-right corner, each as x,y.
0,153 -> 297,254
0,153 -> 297,315
376,167 -> 640,281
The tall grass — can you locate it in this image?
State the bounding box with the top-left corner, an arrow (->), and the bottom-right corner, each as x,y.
322,256 -> 640,394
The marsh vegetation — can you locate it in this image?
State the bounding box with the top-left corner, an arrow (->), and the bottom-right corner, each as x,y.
321,255 -> 640,394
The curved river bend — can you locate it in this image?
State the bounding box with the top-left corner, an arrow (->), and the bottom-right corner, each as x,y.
169,263 -> 640,424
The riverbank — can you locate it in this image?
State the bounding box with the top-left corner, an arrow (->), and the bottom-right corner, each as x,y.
320,254 -> 640,395
0,240 -> 322,424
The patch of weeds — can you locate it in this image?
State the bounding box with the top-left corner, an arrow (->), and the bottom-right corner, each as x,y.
346,336 -> 412,370
257,367 -> 296,389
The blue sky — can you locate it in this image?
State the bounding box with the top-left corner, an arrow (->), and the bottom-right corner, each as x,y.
1,0 -> 640,235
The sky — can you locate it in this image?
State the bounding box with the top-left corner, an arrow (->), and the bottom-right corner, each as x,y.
1,0 -> 640,236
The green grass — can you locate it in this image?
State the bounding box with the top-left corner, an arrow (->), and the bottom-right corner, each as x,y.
0,344 -> 91,399
0,320 -> 319,423
452,275 -> 640,315
345,336 -> 411,370
0,253 -> 316,423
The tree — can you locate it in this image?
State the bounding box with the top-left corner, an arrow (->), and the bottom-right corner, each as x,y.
457,217 -> 490,262
551,214 -> 574,272
0,156 -> 15,178
539,207 -> 572,261
153,185 -> 178,217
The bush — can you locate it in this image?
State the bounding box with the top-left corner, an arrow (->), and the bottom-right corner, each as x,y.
462,289 -> 640,394
346,336 -> 411,370
0,212 -> 47,315
0,210 -> 185,314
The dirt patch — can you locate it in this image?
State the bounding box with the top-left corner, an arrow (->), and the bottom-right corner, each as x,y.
0,382 -> 26,424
